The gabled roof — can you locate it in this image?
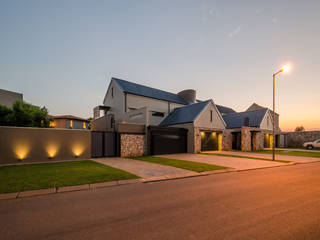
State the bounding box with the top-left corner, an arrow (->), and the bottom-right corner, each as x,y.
246,103 -> 279,116
159,100 -> 212,126
222,108 -> 268,129
112,78 -> 190,105
216,104 -> 236,114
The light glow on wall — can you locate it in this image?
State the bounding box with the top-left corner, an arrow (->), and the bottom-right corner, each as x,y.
72,145 -> 84,157
46,144 -> 59,158
14,144 -> 30,160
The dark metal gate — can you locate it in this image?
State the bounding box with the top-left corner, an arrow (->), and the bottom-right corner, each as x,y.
148,126 -> 188,155
91,131 -> 116,157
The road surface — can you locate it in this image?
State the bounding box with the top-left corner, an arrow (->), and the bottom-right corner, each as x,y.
1,162 -> 320,240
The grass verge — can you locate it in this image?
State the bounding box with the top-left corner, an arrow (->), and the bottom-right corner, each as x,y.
256,150 -> 320,158
200,152 -> 291,163
131,156 -> 228,173
0,160 -> 139,194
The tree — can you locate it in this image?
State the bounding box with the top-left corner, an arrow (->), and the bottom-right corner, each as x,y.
0,100 -> 53,128
295,126 -> 305,132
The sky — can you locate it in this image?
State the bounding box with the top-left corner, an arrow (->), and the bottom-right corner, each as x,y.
0,0 -> 319,131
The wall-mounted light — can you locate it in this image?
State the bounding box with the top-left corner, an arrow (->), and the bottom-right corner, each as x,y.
72,145 -> 84,158
14,144 -> 30,161
46,144 -> 59,159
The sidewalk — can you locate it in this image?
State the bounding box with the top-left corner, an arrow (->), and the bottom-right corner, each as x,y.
218,151 -> 320,163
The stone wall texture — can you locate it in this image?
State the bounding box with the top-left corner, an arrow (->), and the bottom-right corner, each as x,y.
193,127 -> 201,153
241,127 -> 251,151
222,130 -> 233,151
120,134 -> 145,157
253,132 -> 264,151
285,131 -> 320,148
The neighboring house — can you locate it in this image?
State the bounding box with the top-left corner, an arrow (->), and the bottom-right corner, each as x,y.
50,115 -> 90,130
93,77 -> 282,155
221,104 -> 280,151
0,89 -> 23,108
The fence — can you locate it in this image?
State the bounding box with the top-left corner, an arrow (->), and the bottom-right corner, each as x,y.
0,126 -> 91,164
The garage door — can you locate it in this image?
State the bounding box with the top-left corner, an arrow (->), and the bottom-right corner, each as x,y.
148,126 -> 188,155
201,131 -> 218,151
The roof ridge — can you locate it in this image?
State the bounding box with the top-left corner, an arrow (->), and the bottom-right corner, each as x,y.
113,77 -> 186,97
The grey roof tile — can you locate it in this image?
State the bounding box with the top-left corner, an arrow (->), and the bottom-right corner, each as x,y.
159,100 -> 211,126
112,78 -> 190,105
223,108 -> 268,129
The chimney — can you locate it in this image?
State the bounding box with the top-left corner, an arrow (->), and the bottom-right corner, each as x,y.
177,89 -> 196,104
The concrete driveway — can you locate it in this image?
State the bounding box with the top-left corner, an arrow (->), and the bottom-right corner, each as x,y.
94,158 -> 197,180
218,151 -> 320,163
159,153 -> 287,170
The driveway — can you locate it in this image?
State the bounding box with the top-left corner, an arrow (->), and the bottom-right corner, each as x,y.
158,153 -> 287,170
93,158 -> 197,180
218,151 -> 320,163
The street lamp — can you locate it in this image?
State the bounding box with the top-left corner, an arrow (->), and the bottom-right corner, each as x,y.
272,65 -> 291,161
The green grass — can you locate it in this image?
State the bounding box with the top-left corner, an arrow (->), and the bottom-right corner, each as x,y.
0,160 -> 139,194
200,152 -> 291,163
256,150 -> 320,158
131,156 -> 228,173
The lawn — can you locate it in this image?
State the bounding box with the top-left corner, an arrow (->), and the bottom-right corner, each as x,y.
131,156 -> 228,172
257,150 -> 320,158
200,152 -> 291,163
0,160 -> 139,194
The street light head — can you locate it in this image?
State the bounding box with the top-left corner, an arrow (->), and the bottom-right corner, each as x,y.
280,65 -> 291,73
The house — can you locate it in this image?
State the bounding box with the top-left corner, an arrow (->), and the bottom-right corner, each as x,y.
50,115 -> 90,130
92,77 -> 282,156
93,78 -> 227,155
221,104 -> 280,151
0,89 -> 23,108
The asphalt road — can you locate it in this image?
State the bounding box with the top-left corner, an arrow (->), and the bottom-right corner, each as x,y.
2,163 -> 320,240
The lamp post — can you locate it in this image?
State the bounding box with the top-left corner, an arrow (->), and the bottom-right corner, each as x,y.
272,65 -> 290,161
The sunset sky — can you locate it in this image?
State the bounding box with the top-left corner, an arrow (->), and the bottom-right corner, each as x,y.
1,0 -> 319,131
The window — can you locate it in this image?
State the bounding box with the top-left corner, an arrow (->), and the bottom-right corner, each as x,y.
49,121 -> 55,127
70,120 -> 73,128
152,111 -> 165,117
83,122 -> 86,129
210,110 -> 213,122
111,87 -> 114,98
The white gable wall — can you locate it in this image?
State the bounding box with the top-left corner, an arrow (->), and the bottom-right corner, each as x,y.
260,111 -> 273,130
103,80 -> 126,122
194,102 -> 226,130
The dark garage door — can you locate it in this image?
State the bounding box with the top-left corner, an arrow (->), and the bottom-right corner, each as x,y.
148,126 -> 188,155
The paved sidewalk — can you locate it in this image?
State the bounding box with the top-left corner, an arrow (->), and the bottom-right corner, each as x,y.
217,151 -> 320,163
276,148 -> 320,153
158,153 -> 287,170
93,158 -> 198,180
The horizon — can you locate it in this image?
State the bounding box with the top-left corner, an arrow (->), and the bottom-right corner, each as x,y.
1,0 -> 319,131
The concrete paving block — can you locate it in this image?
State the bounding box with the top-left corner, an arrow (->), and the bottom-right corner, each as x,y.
57,184 -> 90,193
90,181 -> 118,189
0,192 -> 18,200
19,188 -> 56,198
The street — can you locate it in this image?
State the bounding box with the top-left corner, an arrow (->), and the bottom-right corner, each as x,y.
1,162 -> 320,240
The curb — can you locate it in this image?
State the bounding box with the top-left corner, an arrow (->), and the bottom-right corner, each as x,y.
0,178 -> 142,200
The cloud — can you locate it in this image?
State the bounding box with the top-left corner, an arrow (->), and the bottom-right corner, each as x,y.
255,8 -> 262,14
272,17 -> 278,23
228,25 -> 242,38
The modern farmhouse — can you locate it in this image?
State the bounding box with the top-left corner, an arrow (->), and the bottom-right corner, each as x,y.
92,78 -> 282,157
